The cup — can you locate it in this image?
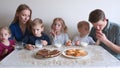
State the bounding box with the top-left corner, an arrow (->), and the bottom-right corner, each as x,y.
80,42 -> 88,47
35,40 -> 43,48
15,41 -> 24,50
54,40 -> 62,48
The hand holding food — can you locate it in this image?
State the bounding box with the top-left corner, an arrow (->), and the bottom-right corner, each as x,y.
41,40 -> 48,46
66,40 -> 72,46
11,45 -> 16,49
50,30 -> 56,37
75,40 -> 80,46
25,44 -> 35,50
3,49 -> 8,56
96,30 -> 107,43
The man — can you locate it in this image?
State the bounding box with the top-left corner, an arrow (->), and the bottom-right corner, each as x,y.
89,9 -> 120,60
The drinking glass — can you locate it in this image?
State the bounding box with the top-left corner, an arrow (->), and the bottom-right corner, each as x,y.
54,40 -> 62,48
35,40 -> 43,49
15,41 -> 24,50
80,42 -> 88,47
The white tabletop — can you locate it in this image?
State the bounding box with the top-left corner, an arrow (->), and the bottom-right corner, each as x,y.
0,45 -> 120,68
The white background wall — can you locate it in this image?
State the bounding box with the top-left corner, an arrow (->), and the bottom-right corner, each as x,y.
0,0 -> 120,39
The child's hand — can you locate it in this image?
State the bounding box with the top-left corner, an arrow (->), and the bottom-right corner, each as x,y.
11,45 -> 15,49
25,44 -> 35,50
66,40 -> 72,46
41,40 -> 48,46
75,40 -> 80,46
50,30 -> 56,37
3,49 -> 8,56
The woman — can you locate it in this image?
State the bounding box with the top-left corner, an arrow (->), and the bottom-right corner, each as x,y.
9,4 -> 32,42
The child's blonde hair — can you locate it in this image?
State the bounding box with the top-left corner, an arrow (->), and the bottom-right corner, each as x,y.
51,17 -> 67,33
31,18 -> 43,27
77,21 -> 90,31
0,26 -> 11,34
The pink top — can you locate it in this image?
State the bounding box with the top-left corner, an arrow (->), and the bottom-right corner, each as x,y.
0,40 -> 15,60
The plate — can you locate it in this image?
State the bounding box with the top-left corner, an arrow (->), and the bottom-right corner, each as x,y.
34,49 -> 61,59
62,48 -> 88,59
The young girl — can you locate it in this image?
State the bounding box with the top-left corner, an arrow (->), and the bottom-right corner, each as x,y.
22,18 -> 51,50
72,21 -> 98,46
50,17 -> 71,46
9,4 -> 32,42
0,26 -> 15,60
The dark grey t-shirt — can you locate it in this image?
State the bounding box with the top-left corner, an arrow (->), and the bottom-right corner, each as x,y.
89,20 -> 120,60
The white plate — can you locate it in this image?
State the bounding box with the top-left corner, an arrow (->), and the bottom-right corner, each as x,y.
62,49 -> 88,59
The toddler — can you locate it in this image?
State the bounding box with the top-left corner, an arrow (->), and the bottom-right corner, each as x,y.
0,26 -> 15,60
72,21 -> 98,46
22,18 -> 51,50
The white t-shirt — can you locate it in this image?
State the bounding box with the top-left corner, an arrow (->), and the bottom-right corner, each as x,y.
72,35 -> 95,45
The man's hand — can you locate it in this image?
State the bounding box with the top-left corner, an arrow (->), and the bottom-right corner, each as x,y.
96,30 -> 108,43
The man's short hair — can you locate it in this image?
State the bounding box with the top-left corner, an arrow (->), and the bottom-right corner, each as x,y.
89,9 -> 106,23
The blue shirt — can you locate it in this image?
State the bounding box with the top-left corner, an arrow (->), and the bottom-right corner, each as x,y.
9,22 -> 30,42
89,20 -> 120,60
22,33 -> 51,45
